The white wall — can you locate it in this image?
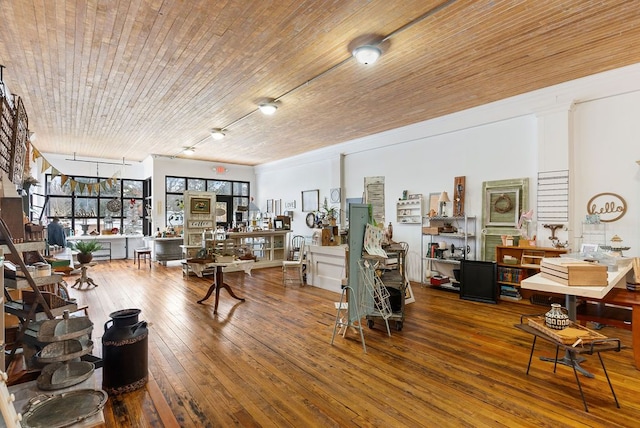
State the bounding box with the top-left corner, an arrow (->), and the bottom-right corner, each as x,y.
258,62 -> 640,282
572,91 -> 640,255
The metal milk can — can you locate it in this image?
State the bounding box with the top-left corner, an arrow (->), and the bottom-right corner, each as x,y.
102,308 -> 149,395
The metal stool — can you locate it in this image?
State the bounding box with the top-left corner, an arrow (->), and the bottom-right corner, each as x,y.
134,248 -> 152,269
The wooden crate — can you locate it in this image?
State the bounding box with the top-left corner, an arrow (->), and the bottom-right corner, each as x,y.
540,258 -> 608,286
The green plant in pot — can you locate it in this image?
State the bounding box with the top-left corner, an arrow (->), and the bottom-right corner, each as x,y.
73,240 -> 103,264
321,197 -> 338,226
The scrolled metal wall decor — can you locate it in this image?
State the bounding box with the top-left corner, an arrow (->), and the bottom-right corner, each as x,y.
587,192 -> 627,222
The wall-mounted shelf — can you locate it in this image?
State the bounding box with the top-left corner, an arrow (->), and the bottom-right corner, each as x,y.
396,197 -> 423,224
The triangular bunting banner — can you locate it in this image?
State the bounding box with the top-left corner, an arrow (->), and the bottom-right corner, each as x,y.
28,143 -> 124,194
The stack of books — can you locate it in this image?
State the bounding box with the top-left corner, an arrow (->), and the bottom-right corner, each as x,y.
500,285 -> 522,301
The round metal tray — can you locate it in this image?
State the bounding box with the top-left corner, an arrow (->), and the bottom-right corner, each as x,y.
36,361 -> 95,391
36,338 -> 94,364
22,389 -> 108,428
37,316 -> 94,342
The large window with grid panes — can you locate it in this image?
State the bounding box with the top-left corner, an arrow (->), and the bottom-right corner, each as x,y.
45,174 -> 148,237
165,176 -> 250,229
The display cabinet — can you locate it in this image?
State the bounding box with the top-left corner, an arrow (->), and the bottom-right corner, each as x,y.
396,196 -> 423,224
495,245 -> 567,301
226,231 -> 289,269
182,190 -> 217,248
420,215 -> 476,291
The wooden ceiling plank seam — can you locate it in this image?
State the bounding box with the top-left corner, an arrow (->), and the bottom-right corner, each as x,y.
70,0 -> 92,150
102,1 -> 160,136
125,4 -> 217,124
94,0 -> 148,150
110,2 -> 214,142
35,0 -> 60,139
96,1 -> 158,138
87,0 -> 124,139
75,0 -> 101,149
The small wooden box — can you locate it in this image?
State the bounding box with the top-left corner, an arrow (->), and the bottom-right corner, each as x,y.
422,227 -> 439,235
25,223 -> 45,241
540,258 -> 608,286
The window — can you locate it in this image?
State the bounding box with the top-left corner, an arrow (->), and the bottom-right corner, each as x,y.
45,174 -> 147,236
166,176 -> 250,227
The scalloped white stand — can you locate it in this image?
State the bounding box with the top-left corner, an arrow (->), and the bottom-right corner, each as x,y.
0,371 -> 22,427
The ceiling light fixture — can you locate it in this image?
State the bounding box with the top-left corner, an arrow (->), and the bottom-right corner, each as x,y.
210,128 -> 225,140
352,45 -> 382,65
172,2 -> 453,159
258,103 -> 278,115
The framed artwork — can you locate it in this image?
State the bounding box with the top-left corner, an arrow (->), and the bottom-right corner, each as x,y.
275,199 -> 282,215
266,199 -> 274,213
274,219 -> 284,230
302,189 -> 319,212
285,200 -> 296,209
428,193 -> 440,216
190,198 -> 211,214
484,187 -> 520,227
330,188 -> 341,203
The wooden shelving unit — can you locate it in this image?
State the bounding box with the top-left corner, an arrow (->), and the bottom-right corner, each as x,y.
495,245 -> 567,302
0,217 -> 78,370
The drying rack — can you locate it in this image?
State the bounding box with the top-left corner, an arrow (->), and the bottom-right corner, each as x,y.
331,259 -> 394,352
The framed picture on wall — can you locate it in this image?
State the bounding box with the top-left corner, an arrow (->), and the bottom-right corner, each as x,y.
302,189 -> 319,212
266,199 -> 274,213
428,193 -> 440,216
484,187 -> 520,227
190,198 -> 211,214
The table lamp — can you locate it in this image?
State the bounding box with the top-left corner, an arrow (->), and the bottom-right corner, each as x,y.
439,191 -> 451,217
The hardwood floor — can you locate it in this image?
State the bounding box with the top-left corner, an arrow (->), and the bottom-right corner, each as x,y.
58,260 -> 640,427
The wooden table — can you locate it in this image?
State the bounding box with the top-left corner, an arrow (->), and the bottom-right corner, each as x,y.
521,260 -> 632,376
515,319 -> 622,412
190,260 -> 253,314
71,262 -> 98,289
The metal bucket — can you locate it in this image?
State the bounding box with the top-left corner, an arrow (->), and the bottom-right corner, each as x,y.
102,308 -> 148,395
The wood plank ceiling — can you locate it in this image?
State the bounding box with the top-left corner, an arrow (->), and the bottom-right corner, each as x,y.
1,1 -> 639,166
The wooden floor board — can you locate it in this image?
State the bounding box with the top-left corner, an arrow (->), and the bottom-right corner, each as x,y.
39,260 -> 640,427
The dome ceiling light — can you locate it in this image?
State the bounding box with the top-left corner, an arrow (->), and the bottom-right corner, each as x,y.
258,103 -> 278,115
210,128 -> 225,140
352,45 -> 382,65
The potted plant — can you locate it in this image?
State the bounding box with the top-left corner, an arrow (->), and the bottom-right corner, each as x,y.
320,198 -> 338,226
73,240 -> 103,264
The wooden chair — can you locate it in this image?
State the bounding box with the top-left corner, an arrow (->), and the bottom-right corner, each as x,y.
282,241 -> 306,285
288,235 -> 305,261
